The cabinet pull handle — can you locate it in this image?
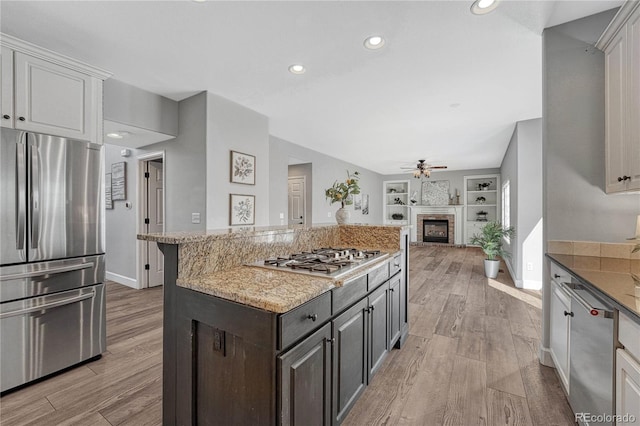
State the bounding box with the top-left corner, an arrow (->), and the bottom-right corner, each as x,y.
2,114 -> 9,119
564,311 -> 574,317
618,176 -> 631,182
390,288 -> 395,292
18,116 -> 25,121
307,314 -> 317,322
328,338 -> 335,344
370,305 -> 375,312
554,274 -> 561,279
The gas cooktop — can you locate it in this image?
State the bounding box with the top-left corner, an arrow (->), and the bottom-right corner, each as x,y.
250,247 -> 388,279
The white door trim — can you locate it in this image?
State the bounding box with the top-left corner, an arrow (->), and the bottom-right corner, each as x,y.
136,150 -> 166,289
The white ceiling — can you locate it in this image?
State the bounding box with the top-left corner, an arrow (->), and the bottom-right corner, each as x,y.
0,0 -> 622,174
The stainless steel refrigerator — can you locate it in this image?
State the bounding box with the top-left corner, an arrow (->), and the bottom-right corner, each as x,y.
0,128 -> 106,393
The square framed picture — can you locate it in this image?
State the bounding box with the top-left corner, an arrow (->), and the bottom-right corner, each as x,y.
229,194 -> 255,225
230,150 -> 256,185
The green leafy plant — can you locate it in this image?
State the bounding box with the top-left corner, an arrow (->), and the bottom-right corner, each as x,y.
470,221 -> 515,261
325,171 -> 361,208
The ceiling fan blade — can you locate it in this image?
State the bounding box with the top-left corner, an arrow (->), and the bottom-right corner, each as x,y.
427,166 -> 448,169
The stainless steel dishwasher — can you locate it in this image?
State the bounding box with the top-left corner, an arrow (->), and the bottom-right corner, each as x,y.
560,280 -> 614,426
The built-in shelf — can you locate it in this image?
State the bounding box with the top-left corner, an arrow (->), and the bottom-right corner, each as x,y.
467,204 -> 497,207
383,180 -> 411,225
467,190 -> 497,194
464,174 -> 500,245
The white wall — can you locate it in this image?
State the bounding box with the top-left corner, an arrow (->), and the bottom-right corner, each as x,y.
206,93 -> 270,228
500,118 -> 543,290
270,136 -> 384,225
104,92 -> 207,287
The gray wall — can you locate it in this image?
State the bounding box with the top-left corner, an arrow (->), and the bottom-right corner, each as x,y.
288,163 -> 313,225
206,93 -> 270,228
541,8 -> 639,353
544,9 -> 640,244
270,136 -> 384,225
104,92 -> 207,286
500,118 -> 543,289
104,78 -> 178,136
384,168 -> 501,205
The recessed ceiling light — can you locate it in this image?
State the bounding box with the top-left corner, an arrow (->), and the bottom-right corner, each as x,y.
288,64 -> 306,75
192,0 -> 206,3
471,0 -> 499,15
106,131 -> 130,139
364,35 -> 385,50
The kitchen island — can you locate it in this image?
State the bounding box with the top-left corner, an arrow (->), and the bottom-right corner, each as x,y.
139,223 -> 410,425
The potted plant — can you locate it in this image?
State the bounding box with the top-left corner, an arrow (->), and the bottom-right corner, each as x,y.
325,171 -> 360,224
470,221 -> 515,279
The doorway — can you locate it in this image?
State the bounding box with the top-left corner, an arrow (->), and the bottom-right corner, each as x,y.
138,152 -> 165,288
288,176 -> 305,225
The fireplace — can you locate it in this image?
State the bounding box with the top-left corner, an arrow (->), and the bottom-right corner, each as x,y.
423,219 -> 449,243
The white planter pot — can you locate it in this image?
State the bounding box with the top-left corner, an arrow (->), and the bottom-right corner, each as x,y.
484,259 -> 500,279
335,207 -> 350,224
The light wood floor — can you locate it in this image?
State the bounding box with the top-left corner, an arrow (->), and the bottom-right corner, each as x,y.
1,246 -> 575,425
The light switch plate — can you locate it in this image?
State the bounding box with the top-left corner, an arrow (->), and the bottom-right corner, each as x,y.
279,213 -> 284,219
327,212 -> 331,217
191,212 -> 201,224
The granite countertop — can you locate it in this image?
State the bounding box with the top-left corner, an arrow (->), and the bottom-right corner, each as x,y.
138,223 -> 410,244
547,253 -> 640,321
177,255 -> 393,313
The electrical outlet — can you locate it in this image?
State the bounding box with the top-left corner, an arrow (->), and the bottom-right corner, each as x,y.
191,212 -> 201,224
279,213 -> 284,219
327,212 -> 332,217
527,262 -> 534,271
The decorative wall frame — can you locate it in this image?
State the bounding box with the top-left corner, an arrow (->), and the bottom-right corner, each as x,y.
353,194 -> 362,211
362,194 -> 369,215
230,150 -> 256,185
229,194 -> 255,225
111,162 -> 126,201
421,180 -> 450,206
105,173 -> 113,209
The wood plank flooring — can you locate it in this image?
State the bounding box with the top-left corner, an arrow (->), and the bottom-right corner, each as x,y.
1,246 -> 575,425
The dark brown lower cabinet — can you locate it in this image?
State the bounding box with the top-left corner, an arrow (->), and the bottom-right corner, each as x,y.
389,276 -> 402,348
367,283 -> 389,381
279,323 -> 332,426
332,298 -> 368,424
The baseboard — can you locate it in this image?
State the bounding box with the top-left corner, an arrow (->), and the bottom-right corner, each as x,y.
539,345 -> 554,367
522,279 -> 542,290
105,271 -> 138,289
503,259 -> 523,288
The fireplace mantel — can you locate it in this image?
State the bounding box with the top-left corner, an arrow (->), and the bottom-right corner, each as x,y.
408,205 -> 464,245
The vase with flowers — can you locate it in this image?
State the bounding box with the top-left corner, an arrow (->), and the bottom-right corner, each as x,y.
325,170 -> 361,224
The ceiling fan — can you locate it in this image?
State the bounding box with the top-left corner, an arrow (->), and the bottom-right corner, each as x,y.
401,160 -> 448,178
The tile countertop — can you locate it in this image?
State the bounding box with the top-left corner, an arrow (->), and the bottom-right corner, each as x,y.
547,253 -> 640,322
137,223 -> 411,244
177,254 -> 394,313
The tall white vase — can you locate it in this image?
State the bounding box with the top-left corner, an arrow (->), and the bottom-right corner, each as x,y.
335,208 -> 350,224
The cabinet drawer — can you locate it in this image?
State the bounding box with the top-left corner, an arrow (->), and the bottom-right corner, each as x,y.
619,311 -> 640,361
550,262 -> 571,284
368,262 -> 389,291
332,275 -> 367,314
390,254 -> 402,277
279,291 -> 331,350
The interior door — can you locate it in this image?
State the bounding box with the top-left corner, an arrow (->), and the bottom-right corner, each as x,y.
146,160 -> 164,287
288,177 -> 305,225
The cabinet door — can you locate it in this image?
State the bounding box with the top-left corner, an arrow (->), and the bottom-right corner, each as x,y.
14,52 -> 95,140
604,30 -> 628,193
279,323 -> 331,426
616,349 -> 640,425
368,283 -> 389,381
626,8 -> 640,192
333,299 -> 368,424
549,282 -> 570,393
1,47 -> 14,128
389,276 -> 402,348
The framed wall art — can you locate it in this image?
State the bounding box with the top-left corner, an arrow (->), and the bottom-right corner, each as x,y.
362,194 -> 369,215
105,173 -> 113,209
229,194 -> 255,225
111,162 -> 126,201
230,150 -> 256,185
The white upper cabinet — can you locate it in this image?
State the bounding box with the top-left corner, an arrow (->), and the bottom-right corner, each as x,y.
598,2 -> 640,193
0,34 -> 110,142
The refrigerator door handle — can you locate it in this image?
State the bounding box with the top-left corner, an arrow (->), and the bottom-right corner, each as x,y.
0,262 -> 94,281
0,288 -> 95,319
16,133 -> 26,251
29,140 -> 40,249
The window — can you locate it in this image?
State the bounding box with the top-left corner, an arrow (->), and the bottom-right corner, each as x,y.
502,180 -> 510,242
